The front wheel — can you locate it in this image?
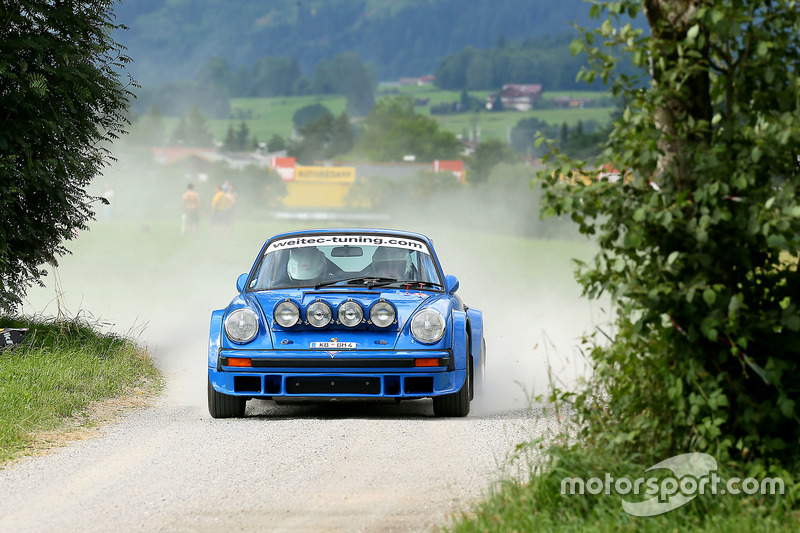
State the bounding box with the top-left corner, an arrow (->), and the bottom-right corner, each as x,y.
433,369 -> 470,417
208,378 -> 246,418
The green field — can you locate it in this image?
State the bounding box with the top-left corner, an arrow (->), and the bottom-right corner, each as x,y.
222,94 -> 350,142
187,87 -> 613,145
433,106 -> 614,141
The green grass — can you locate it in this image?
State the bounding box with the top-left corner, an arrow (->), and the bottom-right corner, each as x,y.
446,442 -> 798,532
433,107 -> 614,141
225,94 -> 349,141
186,88 -> 614,144
0,315 -> 162,464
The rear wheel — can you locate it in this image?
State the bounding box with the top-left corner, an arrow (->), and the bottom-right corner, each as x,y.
208,379 -> 246,418
433,367 -> 470,417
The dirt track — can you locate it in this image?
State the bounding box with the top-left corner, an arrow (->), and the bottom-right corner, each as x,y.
0,388 -> 551,532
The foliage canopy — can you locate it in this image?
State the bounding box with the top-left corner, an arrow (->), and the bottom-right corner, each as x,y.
541,0 -> 800,466
0,0 -> 132,311
113,0 -> 597,86
358,96 -> 460,162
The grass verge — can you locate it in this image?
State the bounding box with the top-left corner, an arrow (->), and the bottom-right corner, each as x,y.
0,315 -> 162,465
445,437 -> 798,532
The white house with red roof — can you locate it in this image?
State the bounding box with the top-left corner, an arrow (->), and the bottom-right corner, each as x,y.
486,84 -> 543,111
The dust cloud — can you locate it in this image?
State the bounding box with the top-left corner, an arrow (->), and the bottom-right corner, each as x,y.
19,154 -> 605,418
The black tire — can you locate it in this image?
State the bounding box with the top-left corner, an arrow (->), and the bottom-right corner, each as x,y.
208,379 -> 246,418
433,366 -> 470,417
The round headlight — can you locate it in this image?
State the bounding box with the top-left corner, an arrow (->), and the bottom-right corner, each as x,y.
306,300 -> 332,328
369,300 -> 396,328
411,309 -> 446,344
338,300 -> 364,327
274,300 -> 300,328
225,308 -> 259,344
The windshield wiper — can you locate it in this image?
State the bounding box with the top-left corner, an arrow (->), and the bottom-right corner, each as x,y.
389,280 -> 444,290
314,276 -> 398,289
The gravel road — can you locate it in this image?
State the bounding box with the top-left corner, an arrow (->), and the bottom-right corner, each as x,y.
0,387 -> 553,532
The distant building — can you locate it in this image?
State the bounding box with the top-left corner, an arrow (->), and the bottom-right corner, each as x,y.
552,96 -> 593,109
486,84 -> 543,111
149,147 -> 216,178
433,159 -> 466,182
147,146 -> 279,184
398,75 -> 435,86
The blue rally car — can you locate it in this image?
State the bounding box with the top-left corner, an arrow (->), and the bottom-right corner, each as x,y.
208,228 -> 486,418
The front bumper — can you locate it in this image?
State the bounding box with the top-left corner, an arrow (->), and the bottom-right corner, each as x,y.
208,348 -> 466,399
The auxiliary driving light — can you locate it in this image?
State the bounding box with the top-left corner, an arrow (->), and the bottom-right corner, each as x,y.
306,300 -> 333,328
338,300 -> 364,327
369,300 -> 396,328
274,300 -> 301,328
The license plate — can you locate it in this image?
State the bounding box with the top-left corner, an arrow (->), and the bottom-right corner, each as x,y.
310,342 -> 356,349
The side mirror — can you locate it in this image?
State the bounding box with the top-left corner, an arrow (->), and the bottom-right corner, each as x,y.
236,273 -> 249,293
445,274 -> 459,294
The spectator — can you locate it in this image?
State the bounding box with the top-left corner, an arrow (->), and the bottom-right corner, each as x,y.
181,183 -> 201,236
211,183 -> 235,234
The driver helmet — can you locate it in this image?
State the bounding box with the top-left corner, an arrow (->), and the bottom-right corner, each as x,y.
287,247 -> 326,281
372,247 -> 409,278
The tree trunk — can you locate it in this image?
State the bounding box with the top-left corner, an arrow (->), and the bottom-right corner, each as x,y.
643,0 -> 713,189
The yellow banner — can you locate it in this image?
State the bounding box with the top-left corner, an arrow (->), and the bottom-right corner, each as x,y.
295,166 -> 356,182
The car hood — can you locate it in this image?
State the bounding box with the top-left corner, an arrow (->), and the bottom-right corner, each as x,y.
248,288 -> 445,350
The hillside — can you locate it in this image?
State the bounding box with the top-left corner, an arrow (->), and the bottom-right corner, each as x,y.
112,0 -> 597,87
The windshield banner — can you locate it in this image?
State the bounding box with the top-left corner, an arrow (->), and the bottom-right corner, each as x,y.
266,235 -> 427,253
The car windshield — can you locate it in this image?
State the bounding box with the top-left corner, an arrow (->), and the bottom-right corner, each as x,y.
248,234 -> 442,290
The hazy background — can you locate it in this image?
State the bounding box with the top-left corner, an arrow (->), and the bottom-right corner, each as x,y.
19,205 -> 605,416
18,0 -> 613,416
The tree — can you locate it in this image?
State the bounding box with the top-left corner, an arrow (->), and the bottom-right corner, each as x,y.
345,71 -> 376,118
541,0 -> 800,466
223,125 -> 237,151
292,104 -> 333,131
510,116 -> 557,157
459,89 -> 472,111
465,54 -> 494,90
222,121 -> 253,152
559,122 -> 569,144
235,121 -> 251,151
489,93 -> 504,112
267,134 -> 286,153
287,111 -> 353,164
0,1 -> 132,311
195,56 -> 235,94
468,139 -> 517,184
170,105 -> 214,147
249,56 -> 304,97
328,113 -> 355,158
358,96 -> 460,162
288,113 -> 335,164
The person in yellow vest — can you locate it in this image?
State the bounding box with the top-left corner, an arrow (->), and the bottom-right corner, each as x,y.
211,183 -> 235,232
181,183 -> 201,236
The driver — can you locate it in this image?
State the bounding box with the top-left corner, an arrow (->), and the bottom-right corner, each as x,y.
371,247 -> 409,279
287,247 -> 327,283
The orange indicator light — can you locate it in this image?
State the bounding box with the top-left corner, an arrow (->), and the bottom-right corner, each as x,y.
227,358 -> 252,367
414,358 -> 439,367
